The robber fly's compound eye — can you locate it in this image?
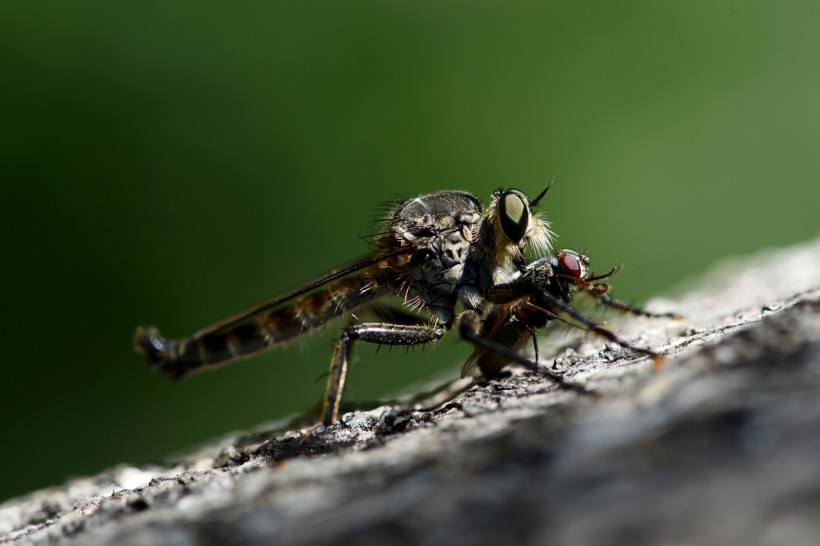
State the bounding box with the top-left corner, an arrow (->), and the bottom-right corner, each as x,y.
558,251 -> 587,279
498,191 -> 529,243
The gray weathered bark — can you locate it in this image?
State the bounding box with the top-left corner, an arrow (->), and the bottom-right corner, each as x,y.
2,237 -> 820,546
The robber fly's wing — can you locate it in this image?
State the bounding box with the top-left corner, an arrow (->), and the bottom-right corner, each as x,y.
194,247 -> 411,338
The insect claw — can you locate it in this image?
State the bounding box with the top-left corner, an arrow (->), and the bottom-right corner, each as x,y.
135,326 -> 167,363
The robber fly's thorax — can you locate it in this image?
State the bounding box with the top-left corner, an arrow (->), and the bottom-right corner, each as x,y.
373,190 -> 484,326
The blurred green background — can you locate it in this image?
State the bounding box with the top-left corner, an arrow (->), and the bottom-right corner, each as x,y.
2,1 -> 818,503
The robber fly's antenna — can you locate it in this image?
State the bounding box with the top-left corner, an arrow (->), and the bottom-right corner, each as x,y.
530,180 -> 554,208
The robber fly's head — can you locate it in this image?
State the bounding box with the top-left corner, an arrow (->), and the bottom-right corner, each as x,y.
489,187 -> 553,259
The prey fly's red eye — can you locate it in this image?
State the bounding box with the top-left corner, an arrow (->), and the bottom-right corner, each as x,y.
559,253 -> 584,278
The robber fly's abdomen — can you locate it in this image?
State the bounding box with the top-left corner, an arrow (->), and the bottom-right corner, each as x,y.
135,323 -> 276,380
135,275 -> 377,380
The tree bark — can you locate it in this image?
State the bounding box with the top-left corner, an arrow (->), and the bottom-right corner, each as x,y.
2,237 -> 820,546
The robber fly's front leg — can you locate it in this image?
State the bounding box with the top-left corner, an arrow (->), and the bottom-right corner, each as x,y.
483,258 -> 556,305
322,323 -> 447,425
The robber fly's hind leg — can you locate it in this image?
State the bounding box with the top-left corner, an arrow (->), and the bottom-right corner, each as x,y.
322,323 -> 447,426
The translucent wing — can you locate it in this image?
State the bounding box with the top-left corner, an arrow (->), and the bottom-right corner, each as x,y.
194,247 -> 411,337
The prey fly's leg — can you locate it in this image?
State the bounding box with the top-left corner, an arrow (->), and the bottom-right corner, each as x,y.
322,323 -> 447,426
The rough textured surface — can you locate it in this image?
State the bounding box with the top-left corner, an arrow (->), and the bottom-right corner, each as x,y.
2,237 -> 820,546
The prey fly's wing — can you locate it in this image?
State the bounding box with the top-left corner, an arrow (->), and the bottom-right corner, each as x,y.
194,247 -> 412,338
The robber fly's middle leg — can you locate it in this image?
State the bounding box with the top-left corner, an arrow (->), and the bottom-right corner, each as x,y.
322,322 -> 447,426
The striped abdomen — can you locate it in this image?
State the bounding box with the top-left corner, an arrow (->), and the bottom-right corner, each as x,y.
135,274 -> 378,379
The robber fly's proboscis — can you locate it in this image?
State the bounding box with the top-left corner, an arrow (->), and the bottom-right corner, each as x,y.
135,187 -> 680,425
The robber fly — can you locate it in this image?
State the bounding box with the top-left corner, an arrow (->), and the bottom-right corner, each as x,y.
136,187 -> 672,425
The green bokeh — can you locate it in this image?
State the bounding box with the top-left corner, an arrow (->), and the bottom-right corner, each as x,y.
2,1 -> 818,502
